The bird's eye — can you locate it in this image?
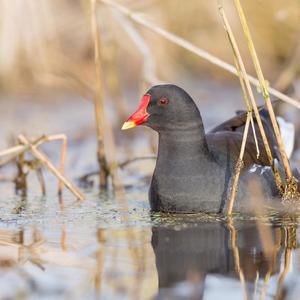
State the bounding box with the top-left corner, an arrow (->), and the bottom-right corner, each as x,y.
158,98 -> 169,106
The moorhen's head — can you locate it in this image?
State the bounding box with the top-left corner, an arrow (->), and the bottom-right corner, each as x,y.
122,84 -> 203,133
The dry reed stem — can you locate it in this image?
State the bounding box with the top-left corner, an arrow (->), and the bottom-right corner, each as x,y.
57,134 -> 67,195
0,144 -> 24,158
219,2 -> 280,213
91,1 -> 122,191
233,0 -> 299,199
0,134 -> 68,197
113,10 -> 161,155
113,12 -> 160,86
233,55 -> 260,157
101,37 -> 128,122
38,134 -> 68,195
34,134 -> 67,195
18,134 -> 85,201
99,0 -> 300,109
227,217 -> 248,300
35,167 -> 46,195
218,2 -> 283,197
226,34 -> 260,213
0,134 -> 65,166
90,0 -> 110,188
227,115 -> 250,215
15,152 -> 27,196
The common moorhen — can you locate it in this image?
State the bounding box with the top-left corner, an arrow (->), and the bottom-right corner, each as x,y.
122,84 -> 295,213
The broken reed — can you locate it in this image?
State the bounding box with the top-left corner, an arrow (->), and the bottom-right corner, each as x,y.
0,134 -> 84,201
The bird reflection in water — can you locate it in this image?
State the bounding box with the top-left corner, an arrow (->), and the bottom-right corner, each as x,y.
151,220 -> 296,300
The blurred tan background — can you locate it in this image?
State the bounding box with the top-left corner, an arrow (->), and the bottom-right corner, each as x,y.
0,0 -> 299,95
0,0 -> 299,167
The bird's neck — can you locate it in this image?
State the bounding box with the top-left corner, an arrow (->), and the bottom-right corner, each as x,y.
157,122 -> 210,165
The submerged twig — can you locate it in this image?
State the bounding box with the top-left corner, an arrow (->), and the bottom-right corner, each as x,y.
15,153 -> 27,197
99,0 -> 300,109
35,167 -> 46,195
57,134 -> 67,195
78,155 -> 156,184
119,155 -> 156,169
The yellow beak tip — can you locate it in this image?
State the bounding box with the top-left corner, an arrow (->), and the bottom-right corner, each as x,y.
121,121 -> 136,130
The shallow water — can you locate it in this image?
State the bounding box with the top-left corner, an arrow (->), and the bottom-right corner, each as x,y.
0,179 -> 300,300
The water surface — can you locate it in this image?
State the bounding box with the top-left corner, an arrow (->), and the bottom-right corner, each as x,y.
0,181 -> 299,300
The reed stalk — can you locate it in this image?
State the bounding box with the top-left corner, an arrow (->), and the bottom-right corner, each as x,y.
90,0 -> 110,188
15,152 -> 27,196
90,0 -> 123,191
99,0 -> 300,109
57,134 -> 67,195
0,134 -> 66,167
233,0 -> 299,200
227,115 -> 250,215
102,37 -> 128,122
35,167 -> 46,195
218,2 -> 283,213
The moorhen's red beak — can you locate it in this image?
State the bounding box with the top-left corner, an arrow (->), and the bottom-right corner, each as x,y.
122,94 -> 151,130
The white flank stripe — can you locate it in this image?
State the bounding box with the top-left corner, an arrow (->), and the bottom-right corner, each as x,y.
277,116 -> 295,159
